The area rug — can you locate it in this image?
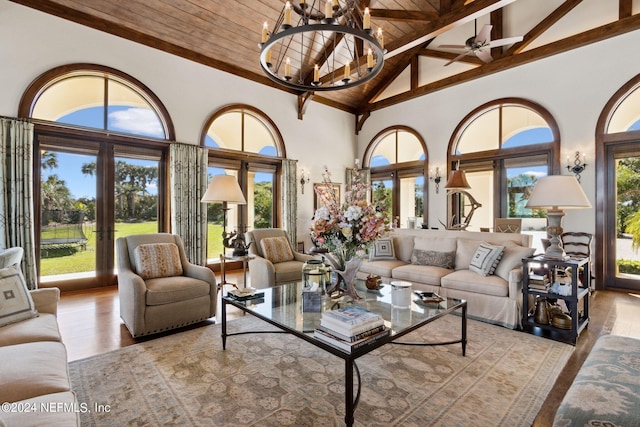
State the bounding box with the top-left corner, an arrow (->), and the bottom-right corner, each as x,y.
69,315 -> 573,427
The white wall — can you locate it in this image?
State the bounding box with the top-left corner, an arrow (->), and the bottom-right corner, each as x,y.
358,29 -> 640,237
0,1 -> 356,245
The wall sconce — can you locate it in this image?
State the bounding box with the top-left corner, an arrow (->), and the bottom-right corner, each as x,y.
566,151 -> 587,182
429,167 -> 442,193
299,168 -> 310,194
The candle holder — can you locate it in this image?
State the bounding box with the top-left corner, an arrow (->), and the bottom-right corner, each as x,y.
566,151 -> 587,183
429,167 -> 442,194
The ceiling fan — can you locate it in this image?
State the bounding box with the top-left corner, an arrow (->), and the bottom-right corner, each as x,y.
438,22 -> 523,66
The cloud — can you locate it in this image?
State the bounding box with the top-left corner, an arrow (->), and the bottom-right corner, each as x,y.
108,108 -> 164,138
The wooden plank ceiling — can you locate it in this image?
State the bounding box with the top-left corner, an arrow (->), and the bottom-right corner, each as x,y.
11,0 -> 640,119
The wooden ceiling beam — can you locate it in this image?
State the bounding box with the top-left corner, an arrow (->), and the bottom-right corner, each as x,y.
503,0 -> 584,56
620,0 -> 632,18
420,49 -> 483,66
368,9 -> 438,23
368,13 -> 640,112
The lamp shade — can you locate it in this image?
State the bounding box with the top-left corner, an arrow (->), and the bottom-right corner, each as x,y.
201,174 -> 246,204
444,170 -> 471,190
525,175 -> 591,209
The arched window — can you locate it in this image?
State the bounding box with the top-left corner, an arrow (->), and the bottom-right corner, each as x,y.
596,74 -> 640,291
448,99 -> 560,244
364,126 -> 427,228
25,67 -> 172,139
19,64 -> 174,290
201,105 -> 286,260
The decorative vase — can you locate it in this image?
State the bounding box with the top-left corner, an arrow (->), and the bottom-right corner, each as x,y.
326,257 -> 362,301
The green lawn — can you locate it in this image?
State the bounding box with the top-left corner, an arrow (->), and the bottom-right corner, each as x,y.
40,221 -> 224,276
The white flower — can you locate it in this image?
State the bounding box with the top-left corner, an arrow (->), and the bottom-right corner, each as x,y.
344,205 -> 363,222
313,206 -> 330,221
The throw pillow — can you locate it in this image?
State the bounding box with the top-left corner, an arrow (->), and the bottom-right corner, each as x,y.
369,238 -> 396,261
260,236 -> 294,263
494,245 -> 536,281
0,267 -> 38,328
134,243 -> 183,279
469,243 -> 505,276
411,249 -> 455,269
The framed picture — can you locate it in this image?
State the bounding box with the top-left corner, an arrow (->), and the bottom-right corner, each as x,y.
313,183 -> 341,210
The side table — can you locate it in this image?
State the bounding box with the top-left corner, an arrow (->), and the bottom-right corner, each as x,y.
522,255 -> 590,345
219,253 -> 255,293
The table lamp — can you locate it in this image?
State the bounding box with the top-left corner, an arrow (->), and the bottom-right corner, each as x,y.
201,174 -> 247,253
525,175 -> 591,260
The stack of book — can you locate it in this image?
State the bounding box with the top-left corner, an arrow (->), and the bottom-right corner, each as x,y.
528,273 -> 550,291
314,306 -> 389,353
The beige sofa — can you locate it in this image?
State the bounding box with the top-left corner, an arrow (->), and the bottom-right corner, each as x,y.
0,286 -> 79,426
358,228 -> 535,329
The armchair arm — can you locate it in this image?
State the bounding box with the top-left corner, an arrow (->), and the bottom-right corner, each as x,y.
248,255 -> 276,289
508,267 -> 524,300
29,287 -> 60,316
117,269 -> 149,335
183,263 -> 216,286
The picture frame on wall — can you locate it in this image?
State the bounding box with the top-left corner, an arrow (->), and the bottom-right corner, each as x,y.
313,183 -> 341,211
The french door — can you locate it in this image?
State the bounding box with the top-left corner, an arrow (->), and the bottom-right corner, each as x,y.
604,142 -> 640,291
36,132 -> 167,290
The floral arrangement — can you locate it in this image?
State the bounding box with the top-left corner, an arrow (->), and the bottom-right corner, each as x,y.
310,165 -> 392,270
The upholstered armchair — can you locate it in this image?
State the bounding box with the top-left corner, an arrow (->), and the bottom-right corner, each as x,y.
246,228 -> 315,288
116,234 -> 217,338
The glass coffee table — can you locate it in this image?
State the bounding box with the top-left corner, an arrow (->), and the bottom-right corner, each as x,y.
221,282 -> 466,427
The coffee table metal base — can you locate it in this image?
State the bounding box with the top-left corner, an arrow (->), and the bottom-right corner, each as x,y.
221,296 -> 467,427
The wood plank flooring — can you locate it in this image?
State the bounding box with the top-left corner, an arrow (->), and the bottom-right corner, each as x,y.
56,273 -> 640,426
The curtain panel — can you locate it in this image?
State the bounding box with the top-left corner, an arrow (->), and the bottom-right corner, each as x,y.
282,159 -> 297,246
170,143 -> 208,265
0,118 -> 37,289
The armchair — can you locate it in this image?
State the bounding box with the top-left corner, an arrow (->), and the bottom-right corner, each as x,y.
116,234 -> 217,338
246,228 -> 315,288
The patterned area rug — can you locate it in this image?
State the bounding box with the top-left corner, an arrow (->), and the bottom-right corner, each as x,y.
69,315 -> 573,426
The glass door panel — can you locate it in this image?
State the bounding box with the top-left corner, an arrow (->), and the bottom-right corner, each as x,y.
372,178 -> 393,224
40,150 -> 97,280
248,169 -> 274,231
112,156 -> 160,271
463,170 -> 493,231
206,168 -> 240,259
614,155 -> 640,286
399,175 -> 424,228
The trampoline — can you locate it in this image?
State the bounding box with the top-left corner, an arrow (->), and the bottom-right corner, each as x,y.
41,210 -> 88,256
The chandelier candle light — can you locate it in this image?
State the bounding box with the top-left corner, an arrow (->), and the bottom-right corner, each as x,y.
259,1 -> 385,91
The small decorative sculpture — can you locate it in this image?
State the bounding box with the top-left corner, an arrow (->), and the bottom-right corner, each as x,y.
223,230 -> 252,256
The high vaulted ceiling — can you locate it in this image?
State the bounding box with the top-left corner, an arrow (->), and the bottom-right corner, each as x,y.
11,0 -> 640,122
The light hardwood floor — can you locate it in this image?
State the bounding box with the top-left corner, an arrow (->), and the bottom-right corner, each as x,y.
56,273 -> 640,426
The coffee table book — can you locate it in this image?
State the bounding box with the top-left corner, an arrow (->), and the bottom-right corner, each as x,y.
322,305 -> 382,325
316,324 -> 386,343
313,327 -> 390,353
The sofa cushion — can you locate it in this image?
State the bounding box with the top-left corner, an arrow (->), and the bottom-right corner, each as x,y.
369,238 -> 396,261
392,236 -> 415,263
0,267 -> 38,328
273,260 -> 305,282
1,391 -> 79,427
494,245 -> 536,281
359,259 -> 407,279
0,341 -> 70,403
411,249 -> 455,269
0,312 -> 61,347
133,243 -> 183,279
145,276 -> 211,306
469,243 -> 505,276
455,238 -> 482,271
392,264 -> 452,286
441,270 -> 509,297
414,236 -> 457,252
260,236 -> 294,263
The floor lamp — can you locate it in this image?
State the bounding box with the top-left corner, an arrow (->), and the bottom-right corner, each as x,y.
525,175 -> 591,260
201,174 -> 247,253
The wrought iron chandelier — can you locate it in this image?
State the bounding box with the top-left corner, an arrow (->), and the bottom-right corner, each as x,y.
259,0 -> 385,91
